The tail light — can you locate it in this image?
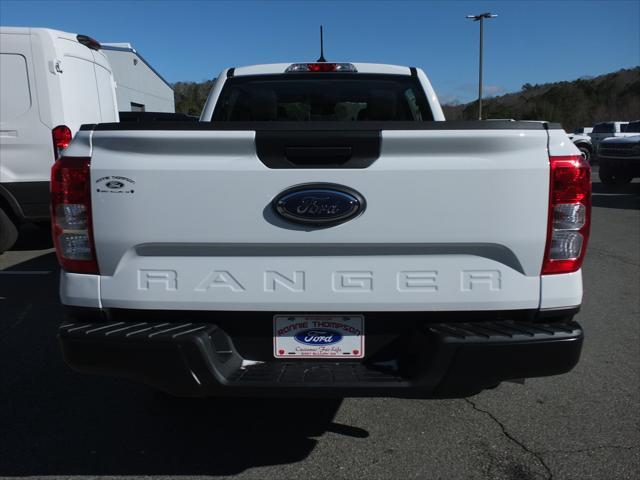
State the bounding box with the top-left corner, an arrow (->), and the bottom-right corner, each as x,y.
76,34 -> 101,50
285,63 -> 357,73
52,125 -> 72,159
51,156 -> 98,274
542,155 -> 591,275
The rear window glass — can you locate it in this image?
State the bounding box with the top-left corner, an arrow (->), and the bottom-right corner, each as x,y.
593,123 -> 615,133
212,74 -> 434,122
626,121 -> 640,133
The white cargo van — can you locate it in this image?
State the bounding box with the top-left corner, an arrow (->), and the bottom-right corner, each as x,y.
0,27 -> 119,252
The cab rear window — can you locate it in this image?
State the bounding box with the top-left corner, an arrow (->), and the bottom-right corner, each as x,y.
626,121 -> 640,133
592,123 -> 615,133
212,74 -> 434,122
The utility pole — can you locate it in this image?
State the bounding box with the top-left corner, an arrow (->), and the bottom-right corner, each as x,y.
466,13 -> 497,120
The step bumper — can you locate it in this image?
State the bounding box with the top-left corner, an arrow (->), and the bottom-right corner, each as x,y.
59,315 -> 583,398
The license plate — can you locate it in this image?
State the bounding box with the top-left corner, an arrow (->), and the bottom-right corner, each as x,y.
273,315 -> 364,359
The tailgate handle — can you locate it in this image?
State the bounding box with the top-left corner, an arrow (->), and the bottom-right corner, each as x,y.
285,146 -> 352,165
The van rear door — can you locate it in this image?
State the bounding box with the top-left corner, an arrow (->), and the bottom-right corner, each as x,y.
56,37 -> 103,134
55,35 -> 118,132
0,30 -> 53,200
91,50 -> 118,123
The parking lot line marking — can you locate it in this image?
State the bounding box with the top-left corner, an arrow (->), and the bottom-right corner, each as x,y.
592,193 -> 634,196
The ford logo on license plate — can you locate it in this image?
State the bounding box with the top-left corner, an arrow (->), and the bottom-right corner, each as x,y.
294,329 -> 343,346
273,183 -> 365,226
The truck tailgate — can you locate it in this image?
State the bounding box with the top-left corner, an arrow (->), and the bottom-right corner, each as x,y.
88,128 -> 550,311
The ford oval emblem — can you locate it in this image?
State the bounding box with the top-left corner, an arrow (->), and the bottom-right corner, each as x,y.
105,180 -> 125,189
273,183 -> 365,226
294,329 -> 343,346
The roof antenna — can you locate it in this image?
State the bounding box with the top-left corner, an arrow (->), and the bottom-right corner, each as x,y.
317,25 -> 326,62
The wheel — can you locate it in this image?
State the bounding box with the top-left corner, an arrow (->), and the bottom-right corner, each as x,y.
0,207 -> 19,253
577,145 -> 591,164
599,166 -> 632,186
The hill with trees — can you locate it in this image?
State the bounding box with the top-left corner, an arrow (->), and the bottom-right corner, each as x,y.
442,67 -> 640,131
172,67 -> 640,130
173,79 -> 216,116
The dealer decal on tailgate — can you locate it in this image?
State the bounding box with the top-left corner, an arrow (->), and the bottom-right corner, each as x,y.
274,315 -> 364,358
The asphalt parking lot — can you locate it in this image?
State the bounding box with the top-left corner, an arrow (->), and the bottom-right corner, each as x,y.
1,168 -> 638,480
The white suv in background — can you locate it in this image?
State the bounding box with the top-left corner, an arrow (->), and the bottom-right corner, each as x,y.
0,27 -> 119,253
589,121 -> 629,148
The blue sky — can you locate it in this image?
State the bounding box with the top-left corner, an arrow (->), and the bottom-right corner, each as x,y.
1,0 -> 639,104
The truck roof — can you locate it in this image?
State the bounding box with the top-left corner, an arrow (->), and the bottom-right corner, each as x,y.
232,62 -> 412,76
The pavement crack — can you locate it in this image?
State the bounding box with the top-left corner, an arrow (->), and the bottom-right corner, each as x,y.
588,246 -> 640,267
465,398 -> 553,480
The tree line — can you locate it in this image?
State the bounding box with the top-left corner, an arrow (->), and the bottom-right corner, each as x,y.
173,79 -> 216,116
442,67 -> 640,131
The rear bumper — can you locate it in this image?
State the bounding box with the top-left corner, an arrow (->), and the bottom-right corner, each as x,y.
599,156 -> 640,171
59,311 -> 583,398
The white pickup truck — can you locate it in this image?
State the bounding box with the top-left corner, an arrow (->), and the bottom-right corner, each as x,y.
55,62 -> 590,397
597,120 -> 640,185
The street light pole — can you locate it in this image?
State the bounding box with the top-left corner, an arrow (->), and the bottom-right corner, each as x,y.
478,16 -> 484,120
466,12 -> 497,120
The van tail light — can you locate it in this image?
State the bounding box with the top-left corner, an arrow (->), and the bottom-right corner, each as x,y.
76,34 -> 101,50
542,155 -> 591,275
51,156 -> 98,274
52,125 -> 72,159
